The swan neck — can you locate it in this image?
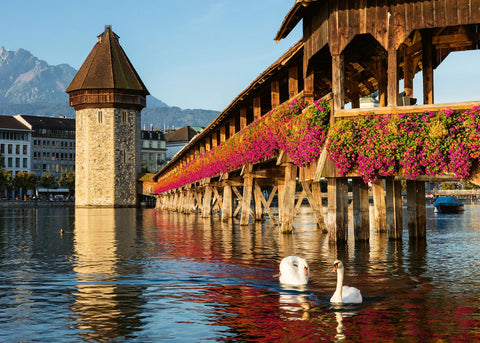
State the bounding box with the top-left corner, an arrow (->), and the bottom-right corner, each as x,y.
336,267 -> 344,299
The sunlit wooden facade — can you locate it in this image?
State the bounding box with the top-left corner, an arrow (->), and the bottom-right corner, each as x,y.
149,0 -> 480,243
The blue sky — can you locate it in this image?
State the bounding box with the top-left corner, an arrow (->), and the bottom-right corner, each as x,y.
1,1 -> 478,111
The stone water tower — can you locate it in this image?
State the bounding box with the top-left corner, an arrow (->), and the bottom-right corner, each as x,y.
66,26 -> 149,207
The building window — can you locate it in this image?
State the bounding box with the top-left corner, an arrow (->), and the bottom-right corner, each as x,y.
8,144 -> 12,154
0,144 -> 4,154
7,157 -> 12,167
98,111 -> 103,123
23,158 -> 27,168
15,158 -> 20,168
23,145 -> 27,154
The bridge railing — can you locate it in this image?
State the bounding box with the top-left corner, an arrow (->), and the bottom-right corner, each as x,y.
334,101 -> 480,118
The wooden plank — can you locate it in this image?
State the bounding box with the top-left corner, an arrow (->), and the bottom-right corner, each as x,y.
392,0 -> 406,50
288,66 -> 298,99
365,0 -> 377,37
457,0 -> 470,24
387,49 -> 398,106
358,0 -> 367,34
335,100 -> 480,117
472,0 -> 480,22
376,0 -> 388,49
271,80 -> 280,109
337,0 -> 349,54
445,0 -> 458,26
423,0 -> 435,28
229,117 -> 236,137
404,1 -> 415,40
240,107 -> 247,130
434,0 -> 446,27
329,0 -> 340,55
253,96 -> 261,121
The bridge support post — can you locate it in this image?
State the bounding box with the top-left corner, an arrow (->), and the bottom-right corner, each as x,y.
327,177 -> 349,244
386,177 -> 403,240
280,163 -> 297,233
240,174 -> 253,225
372,179 -> 387,232
222,181 -> 233,222
407,180 -> 426,239
202,185 -> 213,217
352,178 -> 370,241
254,180 -> 264,222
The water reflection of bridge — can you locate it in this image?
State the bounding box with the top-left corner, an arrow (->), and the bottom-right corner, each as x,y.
144,0 -> 480,243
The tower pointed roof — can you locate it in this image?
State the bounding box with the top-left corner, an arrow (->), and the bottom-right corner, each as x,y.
66,26 -> 149,95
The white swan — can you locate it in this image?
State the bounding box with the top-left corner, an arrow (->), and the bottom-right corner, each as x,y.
330,260 -> 362,304
279,256 -> 310,285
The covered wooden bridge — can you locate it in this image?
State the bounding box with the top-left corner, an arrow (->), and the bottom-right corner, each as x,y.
146,0 -> 480,243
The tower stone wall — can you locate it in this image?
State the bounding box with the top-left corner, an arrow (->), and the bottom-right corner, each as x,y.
75,107 -> 141,207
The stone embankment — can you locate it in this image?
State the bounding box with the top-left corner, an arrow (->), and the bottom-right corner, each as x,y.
0,200 -> 75,208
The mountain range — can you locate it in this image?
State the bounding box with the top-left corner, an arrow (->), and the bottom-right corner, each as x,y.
0,46 -> 220,128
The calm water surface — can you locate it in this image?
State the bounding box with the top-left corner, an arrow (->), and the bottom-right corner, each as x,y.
0,205 -> 480,342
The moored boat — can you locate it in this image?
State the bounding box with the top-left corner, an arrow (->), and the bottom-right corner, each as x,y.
434,196 -> 465,213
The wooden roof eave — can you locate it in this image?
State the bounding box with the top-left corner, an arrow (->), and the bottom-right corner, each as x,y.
274,0 -> 317,42
153,40 -> 304,182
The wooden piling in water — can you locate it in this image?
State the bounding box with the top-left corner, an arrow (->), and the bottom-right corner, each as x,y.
385,177 -> 403,240
327,177 -> 349,244
352,178 -> 370,241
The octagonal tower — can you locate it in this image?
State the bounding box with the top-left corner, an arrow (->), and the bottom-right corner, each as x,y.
66,26 -> 149,207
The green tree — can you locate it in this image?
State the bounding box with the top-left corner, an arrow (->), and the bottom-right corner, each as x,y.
0,169 -> 13,197
14,172 -> 38,200
39,173 -> 58,189
58,172 -> 75,196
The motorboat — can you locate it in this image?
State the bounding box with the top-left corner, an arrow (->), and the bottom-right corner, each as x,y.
434,196 -> 465,213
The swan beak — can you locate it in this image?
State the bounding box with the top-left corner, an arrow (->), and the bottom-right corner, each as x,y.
332,265 -> 338,273
304,266 -> 308,276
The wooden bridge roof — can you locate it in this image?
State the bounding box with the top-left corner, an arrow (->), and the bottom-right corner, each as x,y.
66,26 -> 149,95
153,40 -> 304,180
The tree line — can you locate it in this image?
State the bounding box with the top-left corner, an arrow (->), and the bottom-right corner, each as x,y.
0,160 -> 74,200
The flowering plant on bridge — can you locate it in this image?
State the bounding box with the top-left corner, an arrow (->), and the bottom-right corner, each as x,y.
326,106 -> 478,183
154,98 -> 331,193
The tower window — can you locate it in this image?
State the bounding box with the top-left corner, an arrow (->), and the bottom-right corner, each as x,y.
98,111 -> 103,123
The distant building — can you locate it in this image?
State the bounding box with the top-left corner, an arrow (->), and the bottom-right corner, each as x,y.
165,126 -> 201,161
14,115 -> 75,178
141,130 -> 166,173
0,115 -> 33,175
